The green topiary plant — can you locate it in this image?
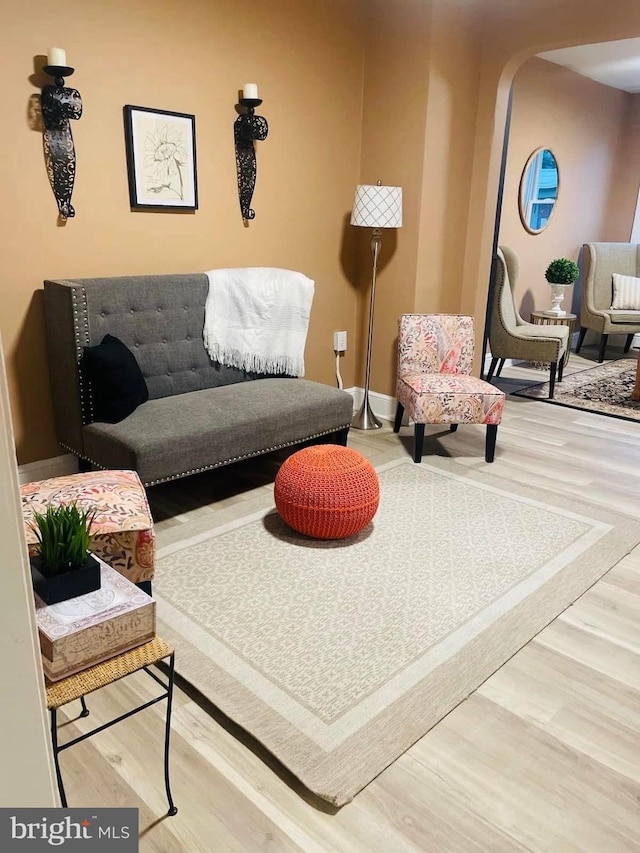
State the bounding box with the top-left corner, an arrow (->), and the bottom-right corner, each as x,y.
30,503 -> 96,577
545,258 -> 579,285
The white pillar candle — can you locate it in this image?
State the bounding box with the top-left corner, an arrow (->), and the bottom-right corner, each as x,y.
243,83 -> 259,100
47,47 -> 67,67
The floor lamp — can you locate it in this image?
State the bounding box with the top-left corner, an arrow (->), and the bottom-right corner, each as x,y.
350,181 -> 403,429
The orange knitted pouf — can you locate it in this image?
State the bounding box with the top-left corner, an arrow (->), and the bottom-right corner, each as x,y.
274,444 -> 380,539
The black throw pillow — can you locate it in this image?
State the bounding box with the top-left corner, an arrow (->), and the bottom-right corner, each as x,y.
82,334 -> 149,423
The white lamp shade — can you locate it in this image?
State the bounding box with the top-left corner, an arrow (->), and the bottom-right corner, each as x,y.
350,184 -> 403,228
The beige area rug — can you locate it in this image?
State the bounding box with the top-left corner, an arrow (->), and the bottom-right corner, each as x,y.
514,357 -> 640,422
154,456 -> 640,806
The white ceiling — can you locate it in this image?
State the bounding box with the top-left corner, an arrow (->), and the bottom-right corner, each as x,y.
538,38 -> 640,94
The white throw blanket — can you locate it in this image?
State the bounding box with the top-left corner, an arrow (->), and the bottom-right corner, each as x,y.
203,267 -> 315,377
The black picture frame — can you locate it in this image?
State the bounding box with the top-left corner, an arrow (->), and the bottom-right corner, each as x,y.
123,105 -> 198,211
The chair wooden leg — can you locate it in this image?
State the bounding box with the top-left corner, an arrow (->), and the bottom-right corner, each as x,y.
575,327 -> 587,353
485,424 -> 498,463
598,334 -> 608,363
624,334 -> 634,353
558,355 -> 565,382
486,357 -> 499,381
450,424 -> 458,432
393,402 -> 404,433
549,362 -> 557,398
413,423 -> 425,463
496,358 -> 506,377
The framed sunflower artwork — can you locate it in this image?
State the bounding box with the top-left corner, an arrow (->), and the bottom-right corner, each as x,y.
123,105 -> 198,210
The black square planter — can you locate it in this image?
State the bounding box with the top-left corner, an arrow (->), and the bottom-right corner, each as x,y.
30,554 -> 101,605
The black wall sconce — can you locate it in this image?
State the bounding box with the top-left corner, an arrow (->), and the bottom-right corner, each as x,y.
234,83 -> 268,222
41,47 -> 82,219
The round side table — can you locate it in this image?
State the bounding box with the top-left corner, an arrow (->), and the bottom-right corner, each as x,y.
529,311 -> 577,367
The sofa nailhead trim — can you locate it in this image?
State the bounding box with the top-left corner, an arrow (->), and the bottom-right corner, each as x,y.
63,422 -> 351,488
143,422 -> 352,486
70,284 -> 94,426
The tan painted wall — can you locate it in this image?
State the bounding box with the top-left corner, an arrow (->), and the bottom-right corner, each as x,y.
360,0 -> 483,396
5,0 -> 640,464
460,0 -> 640,347
358,0 -> 433,390
413,1 -> 483,318
498,57 -> 637,320
604,95 -> 640,242
1,0 -> 365,464
359,0 -> 640,392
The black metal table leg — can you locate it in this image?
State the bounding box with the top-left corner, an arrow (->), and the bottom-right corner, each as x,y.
164,653 -> 178,816
48,641 -> 177,817
50,708 -> 67,807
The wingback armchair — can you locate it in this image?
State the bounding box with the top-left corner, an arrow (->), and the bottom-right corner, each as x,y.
487,247 -> 568,398
575,242 -> 640,362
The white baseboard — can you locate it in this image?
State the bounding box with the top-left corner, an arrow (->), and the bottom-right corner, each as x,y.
18,453 -> 79,486
345,388 -> 395,421
345,387 -> 397,423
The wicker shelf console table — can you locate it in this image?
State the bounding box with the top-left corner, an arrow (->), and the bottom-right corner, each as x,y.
45,636 -> 178,816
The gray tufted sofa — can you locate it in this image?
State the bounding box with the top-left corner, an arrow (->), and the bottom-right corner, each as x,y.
43,274 -> 353,486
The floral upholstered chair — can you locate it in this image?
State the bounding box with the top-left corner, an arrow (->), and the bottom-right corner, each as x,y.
394,314 -> 505,463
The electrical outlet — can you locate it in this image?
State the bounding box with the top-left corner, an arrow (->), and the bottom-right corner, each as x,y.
333,330 -> 347,352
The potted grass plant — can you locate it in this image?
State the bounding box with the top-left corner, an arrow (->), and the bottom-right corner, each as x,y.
29,503 -> 101,604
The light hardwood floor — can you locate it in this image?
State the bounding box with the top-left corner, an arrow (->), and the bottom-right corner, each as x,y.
56,347 -> 640,851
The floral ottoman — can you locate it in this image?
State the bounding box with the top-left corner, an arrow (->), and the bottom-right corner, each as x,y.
21,470 -> 155,584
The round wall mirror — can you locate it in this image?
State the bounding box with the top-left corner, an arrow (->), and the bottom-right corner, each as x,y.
518,147 -> 559,234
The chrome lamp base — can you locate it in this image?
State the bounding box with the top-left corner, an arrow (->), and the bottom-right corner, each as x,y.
352,396 -> 382,430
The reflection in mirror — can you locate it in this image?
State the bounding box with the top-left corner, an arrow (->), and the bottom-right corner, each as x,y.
519,148 -> 559,234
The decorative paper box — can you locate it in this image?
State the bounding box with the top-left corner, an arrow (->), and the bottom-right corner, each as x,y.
35,556 -> 156,681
